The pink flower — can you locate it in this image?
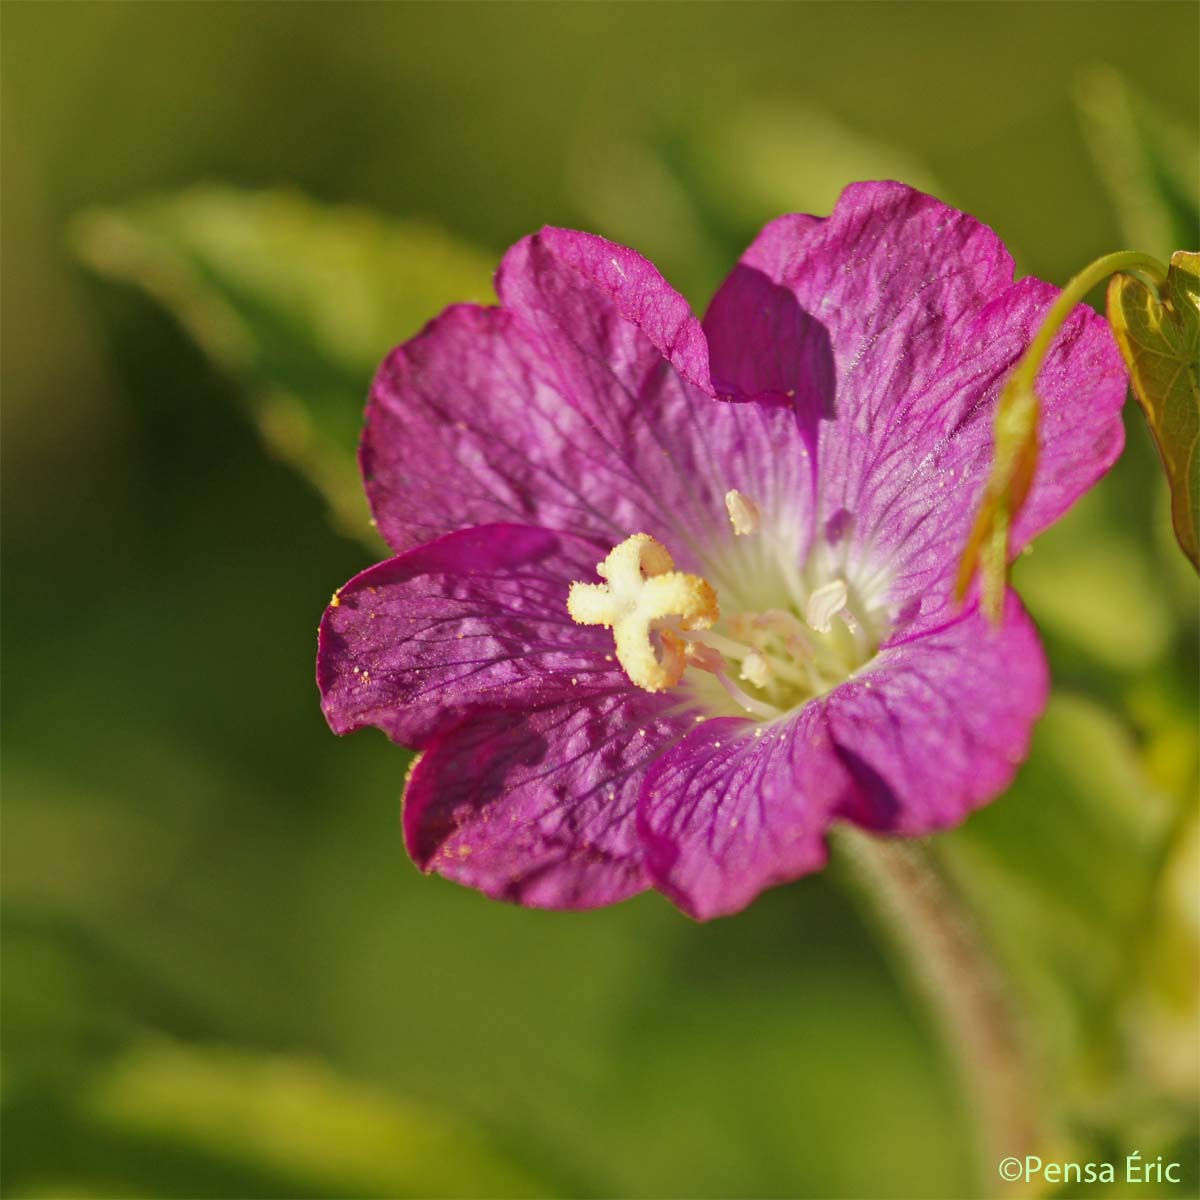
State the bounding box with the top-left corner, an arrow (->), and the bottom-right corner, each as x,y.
318,182 -> 1126,919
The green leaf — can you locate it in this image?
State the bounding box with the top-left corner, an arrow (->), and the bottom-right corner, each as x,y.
1108,252 -> 1200,570
570,97 -> 941,304
687,100 -> 943,241
25,1038 -> 551,1199
71,188 -> 496,547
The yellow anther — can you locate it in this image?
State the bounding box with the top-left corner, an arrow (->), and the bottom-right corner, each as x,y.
568,533 -> 718,692
739,651 -> 771,689
724,489 -> 761,536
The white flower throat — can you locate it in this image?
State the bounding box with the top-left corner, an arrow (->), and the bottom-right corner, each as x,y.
568,490 -> 891,720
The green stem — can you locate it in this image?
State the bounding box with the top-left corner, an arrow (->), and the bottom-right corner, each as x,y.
830,827 -> 1039,1199
1012,250 -> 1169,393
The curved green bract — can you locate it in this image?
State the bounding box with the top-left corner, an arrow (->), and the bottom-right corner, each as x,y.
1108,252 -> 1200,571
956,249 -> 1169,621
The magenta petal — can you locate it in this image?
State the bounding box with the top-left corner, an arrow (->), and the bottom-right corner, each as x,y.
826,591 -> 1048,835
638,711 -> 848,920
638,592 -> 1046,919
1006,283 -> 1127,549
317,524 -> 621,746
496,227 -> 714,397
362,304 -> 620,553
404,694 -> 700,909
728,182 -> 1016,416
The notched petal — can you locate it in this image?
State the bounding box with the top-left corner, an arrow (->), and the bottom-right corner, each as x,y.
638,711 -> 846,919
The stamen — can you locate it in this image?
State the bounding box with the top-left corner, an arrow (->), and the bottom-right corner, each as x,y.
713,665 -> 783,720
568,533 -> 718,693
804,579 -> 848,634
682,640 -> 725,674
724,490 -> 761,536
684,627 -> 757,662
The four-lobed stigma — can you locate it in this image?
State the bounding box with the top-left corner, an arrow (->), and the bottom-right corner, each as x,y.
567,533 -> 718,693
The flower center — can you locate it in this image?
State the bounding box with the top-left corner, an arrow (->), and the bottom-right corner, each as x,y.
567,492 -> 890,719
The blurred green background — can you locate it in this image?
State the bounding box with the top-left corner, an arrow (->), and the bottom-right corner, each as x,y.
3,3 -> 1198,1197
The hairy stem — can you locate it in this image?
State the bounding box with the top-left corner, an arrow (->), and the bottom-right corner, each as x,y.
830,826 -> 1038,1199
